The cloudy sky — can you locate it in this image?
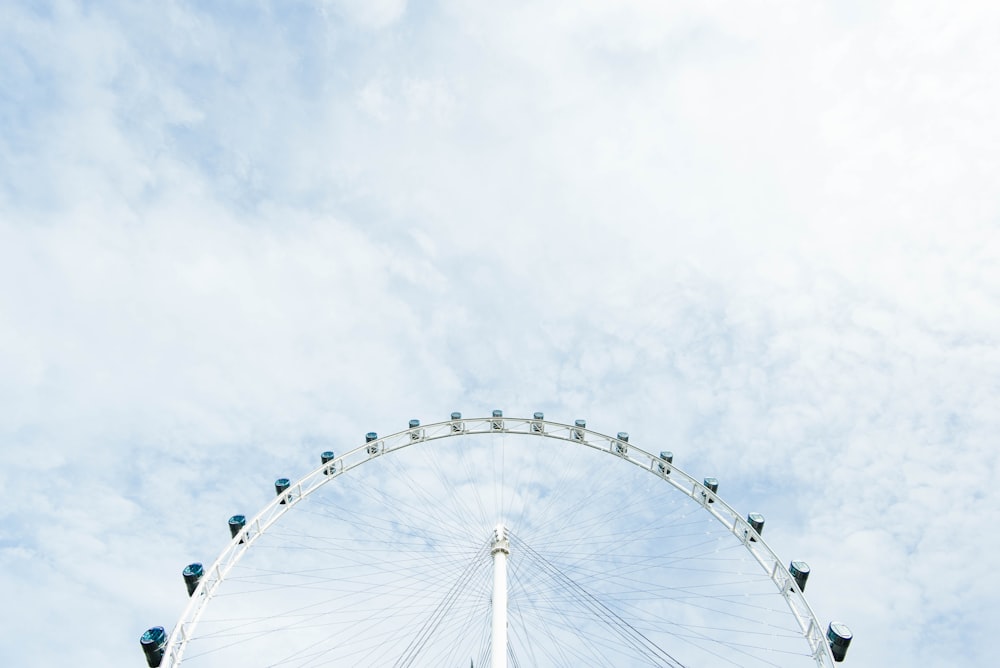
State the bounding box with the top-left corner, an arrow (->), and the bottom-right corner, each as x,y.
1,0 -> 998,666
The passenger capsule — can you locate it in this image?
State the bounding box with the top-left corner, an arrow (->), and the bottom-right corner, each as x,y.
228,514 -> 246,539
140,626 -> 167,668
703,477 -> 719,503
275,478 -> 291,504
789,561 -> 810,592
182,562 -> 204,596
827,622 -> 852,662
365,432 -> 378,443
531,412 -> 545,433
321,450 -> 336,475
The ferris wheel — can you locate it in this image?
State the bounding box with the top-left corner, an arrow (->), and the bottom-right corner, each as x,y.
141,412 -> 852,667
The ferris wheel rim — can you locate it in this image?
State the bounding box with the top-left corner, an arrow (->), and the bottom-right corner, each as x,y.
156,414 -> 837,667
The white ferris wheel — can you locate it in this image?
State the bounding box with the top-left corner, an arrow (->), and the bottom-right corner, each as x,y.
141,412 -> 852,667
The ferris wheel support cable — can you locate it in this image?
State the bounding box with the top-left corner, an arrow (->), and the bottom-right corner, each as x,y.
506,584 -> 542,668
514,496 -> 656,665
379,442 -> 486,537
510,537 -> 796,663
207,540 -> 484,664
393,540 -> 489,668
336,456 -> 481,549
565,577 -> 803,661
511,540 -> 614,666
551,541 -> 790,622
510,532 -> 687,668
508,551 -> 655,667
513,541 -> 671,667
506,494 -> 789,643
401,557 -> 486,667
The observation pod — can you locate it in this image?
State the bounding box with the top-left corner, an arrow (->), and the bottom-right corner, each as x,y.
321,451 -> 336,475
531,412 -> 545,432
275,478 -> 291,504
182,562 -> 204,596
827,622 -> 853,662
450,412 -> 464,432
491,409 -> 504,430
366,432 -> 379,455
140,626 -> 167,668
615,432 -> 629,455
703,477 -> 719,503
790,560 -> 811,592
228,514 -> 246,539
572,419 -> 586,440
658,450 -> 673,474
408,419 -> 423,441
748,512 -> 765,541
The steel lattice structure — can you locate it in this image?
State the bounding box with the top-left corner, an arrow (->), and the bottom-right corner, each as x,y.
144,414 -> 846,667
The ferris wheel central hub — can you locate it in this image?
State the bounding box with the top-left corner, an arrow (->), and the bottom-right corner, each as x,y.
491,523 -> 510,556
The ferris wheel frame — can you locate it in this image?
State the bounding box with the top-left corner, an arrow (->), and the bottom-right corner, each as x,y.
154,414 -> 840,667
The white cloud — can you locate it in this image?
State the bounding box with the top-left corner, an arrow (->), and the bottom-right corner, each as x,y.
321,0 -> 407,30
0,0 -> 997,666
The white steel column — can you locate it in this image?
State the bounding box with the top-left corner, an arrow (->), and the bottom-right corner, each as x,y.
490,524 -> 510,668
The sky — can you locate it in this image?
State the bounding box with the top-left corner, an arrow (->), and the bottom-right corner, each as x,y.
0,0 -> 998,665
